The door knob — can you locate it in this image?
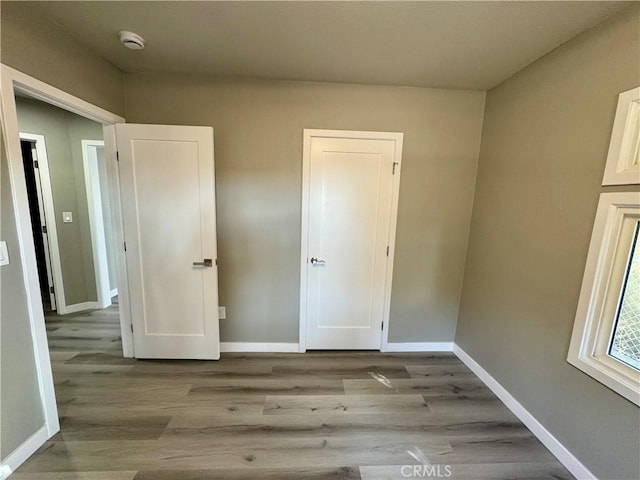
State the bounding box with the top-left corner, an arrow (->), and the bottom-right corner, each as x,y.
310,257 -> 326,265
193,258 -> 213,267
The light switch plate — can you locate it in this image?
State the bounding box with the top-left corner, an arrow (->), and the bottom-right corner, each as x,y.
63,211 -> 73,223
0,241 -> 9,266
218,306 -> 226,319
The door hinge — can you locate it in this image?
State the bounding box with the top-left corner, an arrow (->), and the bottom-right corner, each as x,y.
34,160 -> 39,169
50,286 -> 55,294
42,225 -> 47,234
392,162 -> 398,175
381,322 -> 384,331
116,151 -> 120,162
123,241 -> 127,252
130,324 -> 134,334
215,258 -> 218,266
386,246 -> 389,256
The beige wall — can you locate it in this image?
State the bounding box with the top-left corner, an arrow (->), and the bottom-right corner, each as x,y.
16,97 -> 104,306
455,6 -> 640,479
1,130 -> 45,460
124,75 -> 486,343
7,2 -> 638,475
0,2 -> 125,116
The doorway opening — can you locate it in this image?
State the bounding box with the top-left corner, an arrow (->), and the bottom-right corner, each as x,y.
16,96 -> 118,315
1,66 -> 131,468
15,95 -> 126,364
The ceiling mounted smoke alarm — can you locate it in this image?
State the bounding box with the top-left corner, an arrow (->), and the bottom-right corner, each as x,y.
119,31 -> 145,50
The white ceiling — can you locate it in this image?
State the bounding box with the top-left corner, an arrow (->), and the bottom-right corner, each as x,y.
26,1 -> 633,90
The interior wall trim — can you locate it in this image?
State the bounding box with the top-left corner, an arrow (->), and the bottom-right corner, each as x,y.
385,342 -> 453,352
0,425 -> 48,478
453,344 -> 597,480
63,301 -> 102,315
220,342 -> 457,353
220,342 -> 300,353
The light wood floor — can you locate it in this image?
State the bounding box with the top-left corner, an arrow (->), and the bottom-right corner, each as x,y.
14,304 -> 574,479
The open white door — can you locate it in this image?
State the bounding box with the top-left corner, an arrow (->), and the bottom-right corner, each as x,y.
116,124 -> 220,359
24,136 -> 58,310
301,130 -> 403,351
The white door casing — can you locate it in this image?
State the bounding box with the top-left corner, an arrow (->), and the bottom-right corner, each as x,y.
300,129 -> 403,351
82,140 -> 111,309
116,124 -> 220,359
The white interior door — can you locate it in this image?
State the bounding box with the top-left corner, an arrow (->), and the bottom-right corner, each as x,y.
302,130 -> 403,350
116,124 -> 220,359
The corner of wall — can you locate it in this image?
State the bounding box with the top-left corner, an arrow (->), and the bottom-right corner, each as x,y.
0,2 -> 126,116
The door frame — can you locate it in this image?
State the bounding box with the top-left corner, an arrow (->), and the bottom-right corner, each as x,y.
298,129 -> 404,353
18,134 -> 112,314
0,65 -> 132,448
19,133 -> 59,310
82,139 -> 115,308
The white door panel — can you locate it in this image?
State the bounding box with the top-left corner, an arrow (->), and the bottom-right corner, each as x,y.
117,124 -> 219,359
304,132 -> 402,350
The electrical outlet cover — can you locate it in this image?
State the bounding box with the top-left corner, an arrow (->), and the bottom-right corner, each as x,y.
218,306 -> 226,319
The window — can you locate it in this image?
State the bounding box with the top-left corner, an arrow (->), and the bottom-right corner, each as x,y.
568,192 -> 640,405
602,87 -> 640,186
609,224 -> 640,370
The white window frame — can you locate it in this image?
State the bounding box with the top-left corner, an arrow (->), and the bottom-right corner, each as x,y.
568,191 -> 640,405
602,87 -> 640,186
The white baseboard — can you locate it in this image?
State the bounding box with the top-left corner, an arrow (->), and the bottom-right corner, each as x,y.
220,342 -> 300,353
0,425 -> 48,477
385,342 -> 453,352
0,465 -> 11,480
60,301 -> 101,315
453,344 -> 596,480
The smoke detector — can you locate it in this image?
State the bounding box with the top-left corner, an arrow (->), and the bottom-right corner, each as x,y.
119,31 -> 145,50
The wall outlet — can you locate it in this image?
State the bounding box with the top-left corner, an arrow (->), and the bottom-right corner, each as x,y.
218,306 -> 226,319
62,211 -> 73,223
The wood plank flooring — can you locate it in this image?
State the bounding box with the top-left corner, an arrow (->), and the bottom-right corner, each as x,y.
13,303 -> 574,479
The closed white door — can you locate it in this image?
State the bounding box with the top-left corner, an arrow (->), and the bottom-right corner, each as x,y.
302,130 -> 403,350
116,124 -> 220,359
